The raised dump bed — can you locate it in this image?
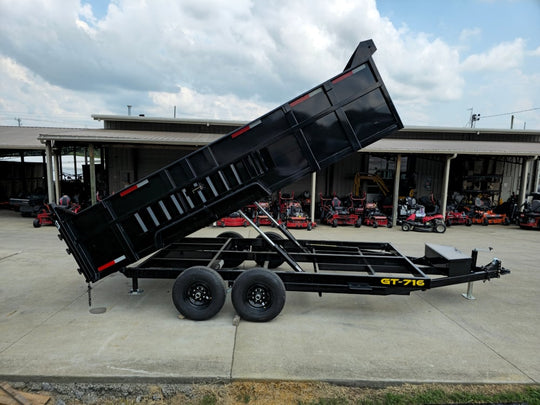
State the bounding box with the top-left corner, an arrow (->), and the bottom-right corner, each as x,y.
53,39 -> 402,283
52,40 -> 509,322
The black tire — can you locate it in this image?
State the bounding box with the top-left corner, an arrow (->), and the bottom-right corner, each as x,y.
446,219 -> 451,227
465,218 -> 472,226
231,268 -> 286,322
434,221 -> 447,233
355,219 -> 362,228
503,217 -> 510,225
172,266 -> 226,321
372,221 -> 378,228
332,219 -> 338,228
33,219 -> 41,228
254,232 -> 285,269
401,222 -> 411,232
482,217 -> 489,226
307,222 -> 312,231
217,231 -> 245,268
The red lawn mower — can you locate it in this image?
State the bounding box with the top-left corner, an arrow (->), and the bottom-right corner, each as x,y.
466,197 -> 511,226
401,205 -> 446,233
319,193 -> 361,227
279,191 -> 315,230
363,201 -> 390,228
33,200 -> 81,228
216,211 -> 249,227
518,199 -> 540,229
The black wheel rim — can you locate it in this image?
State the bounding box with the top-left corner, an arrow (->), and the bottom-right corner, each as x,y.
246,284 -> 272,309
185,282 -> 212,308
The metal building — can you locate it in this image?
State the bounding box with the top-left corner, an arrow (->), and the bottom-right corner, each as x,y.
2,116 -> 540,225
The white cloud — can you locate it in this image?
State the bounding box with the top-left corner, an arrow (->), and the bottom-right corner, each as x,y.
461,38 -> 525,72
459,27 -> 482,42
0,0 -> 538,129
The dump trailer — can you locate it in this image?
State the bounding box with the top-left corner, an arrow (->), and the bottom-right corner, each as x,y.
51,40 -> 509,322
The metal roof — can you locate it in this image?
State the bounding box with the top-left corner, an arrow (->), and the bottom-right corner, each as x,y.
3,123 -> 540,156
0,126 -> 52,150
37,128 -> 223,146
91,114 -> 246,127
363,138 -> 540,156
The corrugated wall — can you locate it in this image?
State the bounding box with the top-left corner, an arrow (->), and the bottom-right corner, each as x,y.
414,156 -> 444,201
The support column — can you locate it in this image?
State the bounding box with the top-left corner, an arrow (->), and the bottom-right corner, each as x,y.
518,157 -> 532,207
310,171 -> 317,223
45,141 -> 55,204
53,151 -> 61,203
441,154 -> 457,218
530,158 -> 539,194
89,143 -> 97,205
391,154 -> 401,227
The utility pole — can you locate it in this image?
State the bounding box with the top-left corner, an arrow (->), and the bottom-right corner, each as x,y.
471,113 -> 480,128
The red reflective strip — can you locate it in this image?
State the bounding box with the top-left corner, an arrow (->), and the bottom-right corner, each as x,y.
231,126 -> 250,139
290,93 -> 310,107
120,184 -> 138,197
119,179 -> 149,197
97,255 -> 126,272
332,70 -> 353,85
97,260 -> 116,272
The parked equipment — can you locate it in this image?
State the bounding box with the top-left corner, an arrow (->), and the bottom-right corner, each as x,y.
401,205 -> 446,233
518,198 -> 540,229
468,205 -> 510,226
215,211 -> 248,227
363,201 -> 390,228
278,192 -> 315,230
445,206 -> 472,227
50,40 -> 508,322
319,193 -> 361,227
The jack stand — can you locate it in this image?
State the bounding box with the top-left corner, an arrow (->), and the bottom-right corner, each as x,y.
462,281 -> 476,300
129,277 -> 144,295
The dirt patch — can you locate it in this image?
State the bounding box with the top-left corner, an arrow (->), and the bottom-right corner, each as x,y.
7,381 -> 538,404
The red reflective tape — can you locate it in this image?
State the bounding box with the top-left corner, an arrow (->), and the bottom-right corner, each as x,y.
332,70 -> 353,84
290,93 -> 310,107
231,120 -> 261,139
231,125 -> 250,139
97,255 -> 126,272
120,184 -> 138,197
119,179 -> 149,197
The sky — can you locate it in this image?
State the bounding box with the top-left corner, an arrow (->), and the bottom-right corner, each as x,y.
0,0 -> 539,130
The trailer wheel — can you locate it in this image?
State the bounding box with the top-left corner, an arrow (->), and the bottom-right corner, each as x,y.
33,219 -> 41,228
254,232 -> 285,269
231,268 -> 286,322
217,231 -> 245,268
172,266 -> 226,321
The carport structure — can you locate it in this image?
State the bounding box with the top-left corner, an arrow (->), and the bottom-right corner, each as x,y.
363,126 -> 540,225
27,116 -> 540,224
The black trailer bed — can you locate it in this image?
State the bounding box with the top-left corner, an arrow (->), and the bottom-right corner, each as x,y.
123,235 -> 508,296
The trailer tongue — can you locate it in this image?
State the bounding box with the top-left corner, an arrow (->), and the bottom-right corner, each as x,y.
52,40 -> 509,322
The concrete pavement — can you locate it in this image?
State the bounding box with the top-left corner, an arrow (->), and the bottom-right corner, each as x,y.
0,209 -> 538,385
